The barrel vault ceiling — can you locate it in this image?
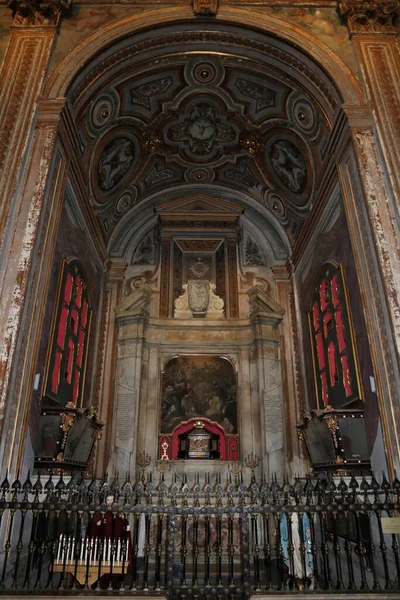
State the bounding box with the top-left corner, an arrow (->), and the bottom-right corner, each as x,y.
67,23 -> 342,257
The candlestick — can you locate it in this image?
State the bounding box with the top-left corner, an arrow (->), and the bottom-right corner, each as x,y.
57,535 -> 63,561
116,539 -> 121,563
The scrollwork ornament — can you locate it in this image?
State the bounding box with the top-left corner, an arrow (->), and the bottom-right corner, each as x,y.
338,0 -> 400,33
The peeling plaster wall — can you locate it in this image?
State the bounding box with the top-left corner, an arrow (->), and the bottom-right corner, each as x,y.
297,199 -> 379,456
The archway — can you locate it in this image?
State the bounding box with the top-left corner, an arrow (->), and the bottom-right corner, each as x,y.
6,14 -> 388,484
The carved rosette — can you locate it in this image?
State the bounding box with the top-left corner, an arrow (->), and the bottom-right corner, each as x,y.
338,0 -> 400,33
8,0 -> 72,26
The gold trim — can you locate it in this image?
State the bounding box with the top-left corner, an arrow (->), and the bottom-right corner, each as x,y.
80,300 -> 92,409
308,310 -> 323,410
339,262 -> 364,401
41,257 -> 67,398
308,261 -> 364,410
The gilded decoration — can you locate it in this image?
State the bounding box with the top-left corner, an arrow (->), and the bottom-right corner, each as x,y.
338,0 -> 400,33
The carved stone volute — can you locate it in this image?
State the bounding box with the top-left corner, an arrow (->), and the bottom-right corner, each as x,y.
338,0 -> 399,33
8,0 -> 72,26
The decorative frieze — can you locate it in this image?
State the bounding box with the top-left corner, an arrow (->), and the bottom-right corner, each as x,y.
338,0 -> 400,34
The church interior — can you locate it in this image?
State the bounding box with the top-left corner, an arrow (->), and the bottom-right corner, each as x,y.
0,0 -> 400,595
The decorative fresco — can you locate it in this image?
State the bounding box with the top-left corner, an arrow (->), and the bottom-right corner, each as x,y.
160,355 -> 237,434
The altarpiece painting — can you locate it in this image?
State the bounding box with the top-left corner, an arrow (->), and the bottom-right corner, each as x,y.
160,355 -> 237,435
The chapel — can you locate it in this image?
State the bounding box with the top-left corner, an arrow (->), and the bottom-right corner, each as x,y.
0,0 -> 400,594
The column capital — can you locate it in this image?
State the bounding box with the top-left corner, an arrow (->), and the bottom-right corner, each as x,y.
8,0 -> 72,27
338,0 -> 399,35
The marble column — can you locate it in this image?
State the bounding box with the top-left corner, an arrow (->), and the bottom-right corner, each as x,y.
272,264 -> 306,477
0,0 -> 70,474
248,286 -> 285,480
334,1 -> 400,474
109,286 -> 151,479
336,105 -> 400,474
95,261 -> 125,477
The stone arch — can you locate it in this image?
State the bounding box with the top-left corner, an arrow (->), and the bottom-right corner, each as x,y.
43,7 -> 363,106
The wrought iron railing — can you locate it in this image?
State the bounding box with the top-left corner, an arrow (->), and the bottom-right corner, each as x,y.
0,468 -> 399,596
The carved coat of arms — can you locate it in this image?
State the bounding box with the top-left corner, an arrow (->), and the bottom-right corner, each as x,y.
188,280 -> 210,312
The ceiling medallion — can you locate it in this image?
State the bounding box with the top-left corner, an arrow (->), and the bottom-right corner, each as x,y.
97,137 -> 135,192
167,104 -> 236,161
263,191 -> 288,225
115,191 -> 134,215
189,168 -> 212,182
287,93 -> 320,141
193,63 -> 216,84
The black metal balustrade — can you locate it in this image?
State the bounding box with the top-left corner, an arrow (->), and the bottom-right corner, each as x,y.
0,468 -> 399,597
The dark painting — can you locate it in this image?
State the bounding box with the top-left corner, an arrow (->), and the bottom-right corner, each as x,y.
161,355 -> 237,434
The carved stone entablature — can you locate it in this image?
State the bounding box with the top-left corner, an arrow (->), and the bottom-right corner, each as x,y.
247,285 -> 285,326
115,284 -> 152,321
8,0 -> 72,26
338,0 -> 400,33
193,0 -> 218,16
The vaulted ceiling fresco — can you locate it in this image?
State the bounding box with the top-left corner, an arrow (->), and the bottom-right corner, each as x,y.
68,23 -> 342,255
